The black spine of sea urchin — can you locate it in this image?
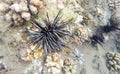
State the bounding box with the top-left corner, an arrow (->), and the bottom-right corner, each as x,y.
28,10 -> 70,53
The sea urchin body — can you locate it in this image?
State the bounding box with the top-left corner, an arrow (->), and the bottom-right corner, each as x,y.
29,11 -> 69,53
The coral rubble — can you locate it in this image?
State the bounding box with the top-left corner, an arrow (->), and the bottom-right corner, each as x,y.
62,58 -> 76,74
106,52 -> 120,71
43,53 -> 63,74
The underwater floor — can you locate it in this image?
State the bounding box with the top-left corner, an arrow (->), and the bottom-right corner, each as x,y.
0,0 -> 120,74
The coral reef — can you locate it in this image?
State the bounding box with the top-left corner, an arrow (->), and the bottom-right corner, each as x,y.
0,0 -> 43,26
106,52 -> 120,71
0,0 -> 119,74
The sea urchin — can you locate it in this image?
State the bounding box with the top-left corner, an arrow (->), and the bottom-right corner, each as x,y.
28,11 -> 69,53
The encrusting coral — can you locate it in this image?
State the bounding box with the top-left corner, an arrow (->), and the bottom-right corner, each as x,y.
0,0 -> 43,26
106,52 -> 120,71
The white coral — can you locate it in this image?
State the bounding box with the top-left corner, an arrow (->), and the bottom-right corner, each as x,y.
44,53 -> 63,74
63,58 -> 76,74
0,0 -> 43,26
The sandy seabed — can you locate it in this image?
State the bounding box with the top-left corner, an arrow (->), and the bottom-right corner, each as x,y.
0,0 -> 120,74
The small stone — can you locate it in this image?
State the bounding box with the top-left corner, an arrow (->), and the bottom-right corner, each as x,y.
21,12 -> 31,21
